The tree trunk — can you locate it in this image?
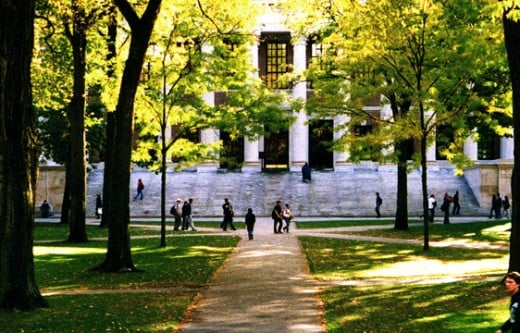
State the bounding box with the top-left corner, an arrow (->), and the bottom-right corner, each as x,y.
67,9 -> 88,242
420,134 -> 429,251
92,0 -> 162,272
0,0 -> 47,310
60,162 -> 71,224
99,5 -> 118,230
394,141 -> 409,230
503,9 -> 520,271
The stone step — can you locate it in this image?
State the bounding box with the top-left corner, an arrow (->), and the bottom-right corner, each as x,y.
86,165 -> 485,218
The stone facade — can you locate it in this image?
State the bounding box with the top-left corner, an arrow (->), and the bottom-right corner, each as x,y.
36,161 -> 512,217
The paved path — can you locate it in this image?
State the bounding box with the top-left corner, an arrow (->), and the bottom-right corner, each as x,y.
176,217 -> 325,333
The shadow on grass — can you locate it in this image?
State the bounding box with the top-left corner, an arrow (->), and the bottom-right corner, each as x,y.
323,280 -> 504,333
350,220 -> 510,245
300,236 -> 509,332
35,236 -> 240,290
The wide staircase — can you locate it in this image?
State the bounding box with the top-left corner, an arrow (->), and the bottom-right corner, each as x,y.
86,163 -> 486,218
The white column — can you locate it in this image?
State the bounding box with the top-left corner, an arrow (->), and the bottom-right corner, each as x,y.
500,136 -> 514,160
290,39 -> 309,171
198,92 -> 219,172
334,114 -> 352,172
426,111 -> 436,162
243,137 -> 261,172
242,41 -> 262,172
464,134 -> 478,161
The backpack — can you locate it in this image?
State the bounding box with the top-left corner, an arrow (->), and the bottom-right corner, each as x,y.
170,205 -> 175,215
271,209 -> 277,219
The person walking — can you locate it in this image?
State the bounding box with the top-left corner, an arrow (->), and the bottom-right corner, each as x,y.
221,198 -> 236,231
272,200 -> 283,234
375,192 -> 383,218
428,194 -> 437,222
171,198 -> 183,231
282,203 -> 294,233
496,193 -> 503,219
95,194 -> 103,219
490,194 -> 498,218
187,198 -> 197,231
441,192 -> 453,224
133,179 -> 145,200
181,200 -> 190,231
245,208 -> 256,240
496,271 -> 520,333
452,190 -> 461,215
503,195 -> 511,219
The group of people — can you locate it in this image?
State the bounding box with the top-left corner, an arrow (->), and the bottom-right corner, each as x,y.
170,198 -> 197,231
490,193 -> 511,219
425,190 -> 461,224
271,200 -> 294,234
216,198 -> 295,240
219,197 -> 257,240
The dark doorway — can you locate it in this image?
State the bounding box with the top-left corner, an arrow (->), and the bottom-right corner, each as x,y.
309,120 -> 333,169
263,129 -> 289,170
220,131 -> 244,170
478,126 -> 500,160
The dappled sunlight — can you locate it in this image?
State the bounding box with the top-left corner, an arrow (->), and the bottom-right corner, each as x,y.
241,248 -> 294,258
34,246 -> 105,255
360,256 -> 508,280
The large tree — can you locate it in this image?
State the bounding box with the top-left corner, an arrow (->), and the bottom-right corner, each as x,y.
503,4 -> 520,271
288,0 -> 507,248
134,0 -> 289,246
92,0 -> 162,272
0,0 -> 47,309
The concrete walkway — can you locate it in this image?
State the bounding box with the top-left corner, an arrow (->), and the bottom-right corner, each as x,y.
176,217 -> 325,333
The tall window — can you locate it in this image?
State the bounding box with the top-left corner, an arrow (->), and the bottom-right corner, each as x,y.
309,120 -> 333,169
478,126 -> 500,160
259,32 -> 293,89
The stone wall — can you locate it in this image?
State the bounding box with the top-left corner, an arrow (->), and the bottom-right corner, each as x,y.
36,161 -> 512,217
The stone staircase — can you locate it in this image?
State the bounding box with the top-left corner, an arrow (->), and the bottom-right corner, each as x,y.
86,163 -> 486,218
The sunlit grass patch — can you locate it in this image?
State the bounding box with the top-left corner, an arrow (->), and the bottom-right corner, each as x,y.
300,235 -> 509,332
321,281 -> 505,333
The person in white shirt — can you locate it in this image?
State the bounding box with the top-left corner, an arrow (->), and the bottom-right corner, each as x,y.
428,194 -> 437,222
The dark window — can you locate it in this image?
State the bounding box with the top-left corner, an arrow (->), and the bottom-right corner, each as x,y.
436,125 -> 455,160
309,120 -> 333,169
259,32 -> 293,89
478,127 -> 500,160
263,127 -> 289,170
220,131 -> 244,170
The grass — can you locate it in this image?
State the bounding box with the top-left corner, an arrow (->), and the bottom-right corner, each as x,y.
296,219 -> 399,228
336,220 -> 510,244
3,223 -> 240,332
4,219 -> 513,332
299,220 -> 511,332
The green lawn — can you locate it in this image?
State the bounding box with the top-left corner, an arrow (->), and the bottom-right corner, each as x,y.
4,223 -> 240,333
299,220 -> 511,332
3,220 -> 512,332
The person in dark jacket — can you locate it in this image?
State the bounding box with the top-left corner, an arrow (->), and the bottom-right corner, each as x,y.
497,271 -> 520,333
302,162 -> 311,183
451,190 -> 460,215
95,194 -> 103,219
245,208 -> 256,240
375,192 -> 383,218
272,200 -> 283,234
221,198 -> 236,231
503,196 -> 511,219
181,200 -> 190,231
441,193 -> 453,224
